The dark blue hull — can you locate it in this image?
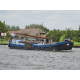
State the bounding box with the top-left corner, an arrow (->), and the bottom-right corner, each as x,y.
8,41 -> 73,51
8,43 -> 24,49
25,42 -> 73,51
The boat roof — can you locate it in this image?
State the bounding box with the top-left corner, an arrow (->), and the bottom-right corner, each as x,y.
12,39 -> 25,41
64,39 -> 70,40
28,39 -> 36,40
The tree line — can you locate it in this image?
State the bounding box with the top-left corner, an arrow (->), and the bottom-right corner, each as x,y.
25,24 -> 80,42
25,24 -> 49,33
5,23 -> 49,33
0,21 -> 21,40
0,20 -> 80,42
6,25 -> 20,31
1,21 -> 20,31
46,28 -> 80,42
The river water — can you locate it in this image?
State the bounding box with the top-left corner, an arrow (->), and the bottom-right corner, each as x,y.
0,45 -> 80,70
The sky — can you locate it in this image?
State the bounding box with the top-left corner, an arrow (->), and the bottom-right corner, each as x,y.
0,10 -> 80,30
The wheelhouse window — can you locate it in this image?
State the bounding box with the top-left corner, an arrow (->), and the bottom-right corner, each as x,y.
40,33 -> 42,35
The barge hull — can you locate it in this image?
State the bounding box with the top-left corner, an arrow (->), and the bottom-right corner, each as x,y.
24,42 -> 73,51
8,41 -> 73,51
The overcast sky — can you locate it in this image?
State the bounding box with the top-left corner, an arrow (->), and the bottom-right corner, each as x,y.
0,10 -> 80,30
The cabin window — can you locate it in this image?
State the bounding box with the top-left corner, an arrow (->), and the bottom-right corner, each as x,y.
12,39 -> 16,44
40,33 -> 45,35
40,33 -> 42,35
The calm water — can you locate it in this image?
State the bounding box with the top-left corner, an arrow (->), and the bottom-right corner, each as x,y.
0,45 -> 80,70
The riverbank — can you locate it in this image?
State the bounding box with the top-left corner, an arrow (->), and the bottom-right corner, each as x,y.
0,40 -> 8,45
73,42 -> 80,47
73,45 -> 80,48
0,43 -> 8,45
0,40 -> 8,43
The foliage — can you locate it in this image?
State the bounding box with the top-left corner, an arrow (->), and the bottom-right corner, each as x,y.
46,29 -> 62,42
46,28 -> 80,42
6,25 -> 20,31
0,21 -> 8,36
6,32 -> 11,40
0,21 -> 11,40
1,20 -> 80,43
25,24 -> 49,33
60,34 -> 66,42
74,42 -> 80,46
0,40 -> 8,44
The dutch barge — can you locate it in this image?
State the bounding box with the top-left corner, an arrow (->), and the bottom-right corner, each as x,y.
8,33 -> 74,51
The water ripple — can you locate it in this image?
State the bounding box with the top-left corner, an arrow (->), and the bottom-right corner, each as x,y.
0,45 -> 80,70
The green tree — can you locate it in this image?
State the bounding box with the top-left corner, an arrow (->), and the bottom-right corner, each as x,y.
6,25 -> 20,31
6,32 -> 11,40
60,34 -> 66,42
0,21 -> 8,36
0,21 -> 11,40
46,29 -> 62,42
25,24 -> 49,33
16,26 -> 20,31
64,28 -> 75,40
77,29 -> 80,42
6,25 -> 11,31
